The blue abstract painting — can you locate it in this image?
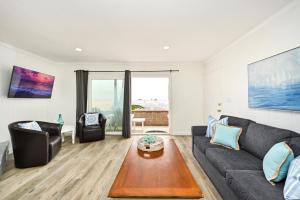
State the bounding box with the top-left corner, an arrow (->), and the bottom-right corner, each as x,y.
248,47 -> 300,111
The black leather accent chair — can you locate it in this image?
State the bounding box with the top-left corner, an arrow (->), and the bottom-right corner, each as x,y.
8,121 -> 62,168
76,113 -> 106,143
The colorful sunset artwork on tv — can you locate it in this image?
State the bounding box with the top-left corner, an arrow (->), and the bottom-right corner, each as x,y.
8,66 -> 55,98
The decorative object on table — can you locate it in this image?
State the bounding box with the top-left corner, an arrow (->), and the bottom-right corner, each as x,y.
77,112 -> 106,143
210,124 -> 242,150
7,66 -> 55,98
263,142 -> 294,184
206,115 -> 228,138
8,121 -> 62,168
248,46 -> 300,111
284,155 -> 300,200
137,135 -> 164,152
57,114 -> 64,127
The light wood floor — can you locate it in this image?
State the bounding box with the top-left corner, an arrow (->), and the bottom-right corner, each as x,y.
0,136 -> 222,200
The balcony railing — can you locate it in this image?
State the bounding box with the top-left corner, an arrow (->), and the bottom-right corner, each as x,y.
132,109 -> 168,126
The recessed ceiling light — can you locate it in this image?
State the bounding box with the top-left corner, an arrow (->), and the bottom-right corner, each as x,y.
75,48 -> 83,52
163,46 -> 170,50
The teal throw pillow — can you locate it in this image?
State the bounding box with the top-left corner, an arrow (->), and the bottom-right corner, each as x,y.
263,142 -> 294,184
210,124 -> 242,150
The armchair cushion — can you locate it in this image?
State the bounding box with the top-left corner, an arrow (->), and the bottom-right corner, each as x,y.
83,125 -> 102,133
18,121 -> 42,131
82,126 -> 104,142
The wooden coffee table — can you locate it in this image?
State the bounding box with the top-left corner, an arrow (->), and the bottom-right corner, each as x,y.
108,138 -> 203,198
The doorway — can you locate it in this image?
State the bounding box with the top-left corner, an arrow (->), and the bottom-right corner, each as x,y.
131,77 -> 170,135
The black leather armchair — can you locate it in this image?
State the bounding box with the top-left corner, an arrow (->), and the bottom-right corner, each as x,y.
8,121 -> 62,168
76,113 -> 106,143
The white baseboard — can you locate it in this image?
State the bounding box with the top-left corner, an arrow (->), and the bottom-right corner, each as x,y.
171,131 -> 191,136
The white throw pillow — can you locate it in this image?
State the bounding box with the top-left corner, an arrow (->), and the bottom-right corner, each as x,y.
85,113 -> 99,126
18,121 -> 42,131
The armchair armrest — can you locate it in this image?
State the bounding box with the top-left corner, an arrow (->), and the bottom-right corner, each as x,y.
99,114 -> 107,129
37,121 -> 62,137
191,126 -> 207,137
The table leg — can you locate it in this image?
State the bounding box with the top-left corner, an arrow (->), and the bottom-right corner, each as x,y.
61,132 -> 65,142
72,130 -> 75,144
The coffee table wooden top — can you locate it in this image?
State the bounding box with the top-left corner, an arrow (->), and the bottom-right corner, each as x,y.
108,138 -> 203,198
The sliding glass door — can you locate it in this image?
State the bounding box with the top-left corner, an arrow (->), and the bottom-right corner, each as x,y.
88,74 -> 124,133
131,73 -> 171,135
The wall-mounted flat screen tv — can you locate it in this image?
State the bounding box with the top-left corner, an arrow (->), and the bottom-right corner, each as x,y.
8,66 -> 55,98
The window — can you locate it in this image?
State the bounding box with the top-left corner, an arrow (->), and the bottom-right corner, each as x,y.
90,79 -> 124,132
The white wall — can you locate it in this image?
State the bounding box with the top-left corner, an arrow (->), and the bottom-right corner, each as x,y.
203,1 -> 300,133
0,43 -> 205,148
0,42 -> 65,147
60,62 -> 205,135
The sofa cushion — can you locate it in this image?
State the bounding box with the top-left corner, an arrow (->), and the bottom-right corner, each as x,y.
194,136 -> 225,153
287,137 -> 300,157
206,148 -> 262,177
220,115 -> 254,148
226,170 -> 284,200
243,123 -> 296,160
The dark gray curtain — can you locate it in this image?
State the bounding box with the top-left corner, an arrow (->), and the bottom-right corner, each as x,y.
76,70 -> 89,121
122,70 -> 131,138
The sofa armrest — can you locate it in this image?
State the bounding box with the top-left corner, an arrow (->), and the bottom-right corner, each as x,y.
38,121 -> 62,137
191,126 -> 207,137
191,126 -> 207,152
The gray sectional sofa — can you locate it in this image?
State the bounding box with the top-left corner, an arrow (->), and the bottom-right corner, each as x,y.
192,115 -> 300,200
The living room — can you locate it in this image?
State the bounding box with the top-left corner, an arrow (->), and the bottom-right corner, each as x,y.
0,0 -> 299,200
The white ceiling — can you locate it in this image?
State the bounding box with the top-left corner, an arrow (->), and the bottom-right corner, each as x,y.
0,0 -> 292,63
